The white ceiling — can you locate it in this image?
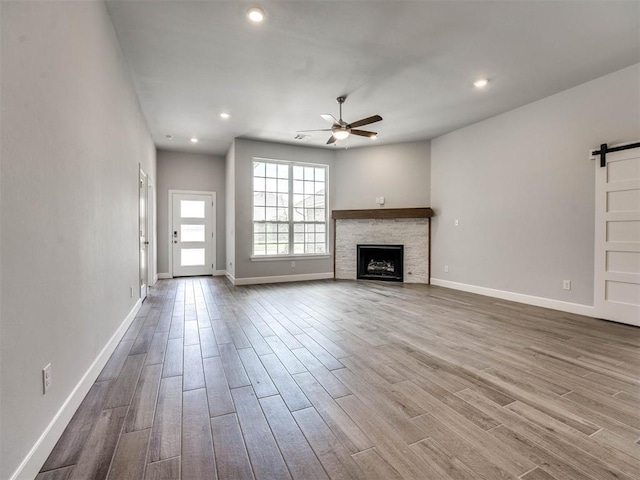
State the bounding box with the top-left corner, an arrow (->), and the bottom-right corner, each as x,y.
105,1 -> 640,156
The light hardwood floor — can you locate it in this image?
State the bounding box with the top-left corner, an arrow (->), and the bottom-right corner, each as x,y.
38,278 -> 640,479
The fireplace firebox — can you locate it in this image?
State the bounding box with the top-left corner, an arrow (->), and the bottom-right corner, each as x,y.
357,244 -> 404,282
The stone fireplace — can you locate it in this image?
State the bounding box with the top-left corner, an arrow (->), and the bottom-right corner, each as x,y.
332,208 -> 433,284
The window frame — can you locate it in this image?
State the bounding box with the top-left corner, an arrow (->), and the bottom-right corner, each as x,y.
251,157 -> 330,260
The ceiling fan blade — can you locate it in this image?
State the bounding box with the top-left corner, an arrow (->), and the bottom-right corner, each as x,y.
348,115 -> 382,129
326,135 -> 337,145
350,129 -> 377,138
296,129 -> 332,133
320,114 -> 340,125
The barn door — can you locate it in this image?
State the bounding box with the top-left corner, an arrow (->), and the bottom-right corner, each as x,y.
593,142 -> 640,326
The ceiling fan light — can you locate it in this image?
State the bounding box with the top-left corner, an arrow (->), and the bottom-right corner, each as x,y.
333,129 -> 350,140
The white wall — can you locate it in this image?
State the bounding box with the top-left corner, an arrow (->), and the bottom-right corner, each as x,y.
334,140 -> 431,209
0,2 -> 155,479
226,141 -> 236,278
156,150 -> 226,274
232,139 -> 335,280
431,64 -> 640,308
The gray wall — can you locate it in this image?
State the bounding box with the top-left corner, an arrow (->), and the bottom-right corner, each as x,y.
156,150 -> 226,274
232,138 -> 335,280
334,140 -> 431,209
0,2 -> 156,478
227,138 -> 432,281
431,64 -> 640,307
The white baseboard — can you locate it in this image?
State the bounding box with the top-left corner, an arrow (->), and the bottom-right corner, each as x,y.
430,278 -> 594,317
153,273 -> 159,285
157,271 -> 226,280
10,299 -> 142,480
230,272 -> 334,286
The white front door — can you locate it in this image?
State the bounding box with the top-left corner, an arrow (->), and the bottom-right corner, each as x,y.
171,191 -> 215,277
139,168 -> 148,301
593,144 -> 640,326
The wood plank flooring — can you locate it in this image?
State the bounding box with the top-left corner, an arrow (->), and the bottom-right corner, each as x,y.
38,278 -> 640,479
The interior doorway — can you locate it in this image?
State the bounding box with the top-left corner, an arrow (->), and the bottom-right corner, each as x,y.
169,190 -> 216,277
139,167 -> 149,300
147,179 -> 156,287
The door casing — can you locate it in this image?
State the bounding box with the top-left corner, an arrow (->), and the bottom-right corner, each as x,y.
139,168 -> 149,300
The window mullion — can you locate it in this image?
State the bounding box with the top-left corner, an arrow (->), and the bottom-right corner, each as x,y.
289,165 -> 294,254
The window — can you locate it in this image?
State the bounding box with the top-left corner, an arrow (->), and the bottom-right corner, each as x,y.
253,159 -> 328,256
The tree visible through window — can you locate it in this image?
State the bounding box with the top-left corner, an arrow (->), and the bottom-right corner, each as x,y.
253,160 -> 327,256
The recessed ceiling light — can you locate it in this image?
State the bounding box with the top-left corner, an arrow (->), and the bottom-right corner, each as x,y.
220,112 -> 230,119
247,7 -> 265,23
190,137 -> 199,143
474,78 -> 489,88
370,134 -> 378,140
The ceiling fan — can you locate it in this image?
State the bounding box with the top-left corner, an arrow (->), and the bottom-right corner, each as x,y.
298,96 -> 382,145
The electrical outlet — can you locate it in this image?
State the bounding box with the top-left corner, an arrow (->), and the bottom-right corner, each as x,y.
444,265 -> 449,273
563,280 -> 571,291
291,261 -> 295,268
43,364 -> 52,394
454,219 -> 459,226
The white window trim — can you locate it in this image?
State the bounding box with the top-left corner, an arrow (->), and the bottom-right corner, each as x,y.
250,254 -> 331,262
251,157 -> 330,258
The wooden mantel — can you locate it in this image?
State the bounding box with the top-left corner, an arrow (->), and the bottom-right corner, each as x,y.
332,207 -> 433,220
